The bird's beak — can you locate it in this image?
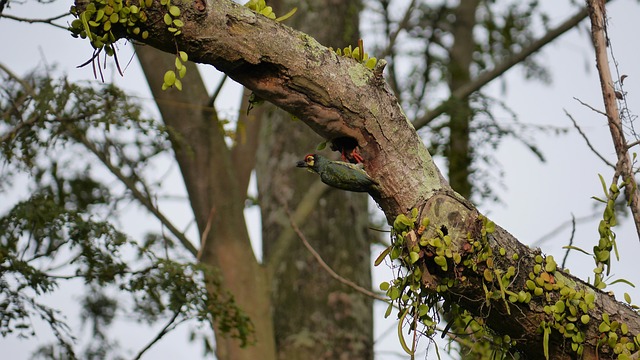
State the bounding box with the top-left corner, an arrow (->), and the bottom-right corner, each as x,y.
296,161 -> 308,168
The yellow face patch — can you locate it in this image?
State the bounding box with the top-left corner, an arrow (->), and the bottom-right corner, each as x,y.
305,155 -> 315,167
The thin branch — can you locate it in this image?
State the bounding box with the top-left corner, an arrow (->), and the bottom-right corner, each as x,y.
266,180 -> 328,277
564,109 -> 615,168
0,114 -> 40,143
197,207 -> 216,261
0,13 -> 70,30
133,311 -> 184,360
0,62 -> 35,93
627,139 -> 640,150
531,211 -> 601,247
286,208 -> 388,302
561,214 -> 577,269
379,0 -> 417,97
380,0 -> 417,59
413,4 -> 597,129
73,130 -> 198,256
207,74 -> 228,108
573,97 -> 607,117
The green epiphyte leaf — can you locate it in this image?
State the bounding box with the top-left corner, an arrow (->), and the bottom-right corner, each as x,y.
169,5 -> 180,16
365,57 -> 377,69
164,13 -> 172,25
163,70 -> 176,86
351,47 -> 360,60
275,7 -> 297,22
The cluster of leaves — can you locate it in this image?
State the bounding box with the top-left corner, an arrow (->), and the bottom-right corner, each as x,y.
376,211 -> 526,357
0,72 -> 253,356
376,209 -> 486,356
163,50 -> 189,90
379,205 -> 640,360
244,0 -> 297,22
68,0 -> 187,90
159,0 -> 188,90
533,255 -> 640,360
376,209 -> 439,356
330,39 -> 378,70
69,0 -> 150,51
590,174 -> 624,288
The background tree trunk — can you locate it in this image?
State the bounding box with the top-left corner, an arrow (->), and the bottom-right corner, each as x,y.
135,47 -> 276,360
256,0 -> 374,358
446,0 -> 480,199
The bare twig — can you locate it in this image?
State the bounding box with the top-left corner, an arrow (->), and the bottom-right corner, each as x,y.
378,0 -> 417,59
133,311 -> 184,360
379,0 -> 417,97
627,139 -> 640,150
587,0 -> 640,241
0,13 -> 69,30
0,62 -> 34,93
531,211 -> 601,247
197,207 -> 216,261
74,131 -> 198,256
561,214 -> 577,269
413,4 -> 599,129
286,208 -> 387,302
564,109 -> 615,168
573,97 -> 608,117
266,180 -> 328,277
207,74 -> 228,108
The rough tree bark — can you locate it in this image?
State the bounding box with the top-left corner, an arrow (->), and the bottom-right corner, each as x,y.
77,0 -> 640,358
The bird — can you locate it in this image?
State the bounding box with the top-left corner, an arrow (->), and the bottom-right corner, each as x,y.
296,154 -> 378,193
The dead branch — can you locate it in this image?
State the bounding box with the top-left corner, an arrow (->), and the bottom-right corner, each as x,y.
587,0 -> 640,241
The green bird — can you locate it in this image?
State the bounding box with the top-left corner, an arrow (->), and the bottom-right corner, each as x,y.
296,154 -> 378,193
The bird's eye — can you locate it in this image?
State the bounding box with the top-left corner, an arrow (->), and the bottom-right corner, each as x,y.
305,155 -> 314,165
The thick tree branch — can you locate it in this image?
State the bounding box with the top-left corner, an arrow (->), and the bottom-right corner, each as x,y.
108,0 -> 447,217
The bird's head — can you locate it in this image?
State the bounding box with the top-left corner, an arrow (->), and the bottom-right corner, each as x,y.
296,154 -> 317,169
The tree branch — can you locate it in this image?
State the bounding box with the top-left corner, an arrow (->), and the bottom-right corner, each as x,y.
413,3 -> 597,129
564,109 -> 615,168
0,12 -> 69,30
133,311 -> 184,360
587,0 -> 640,241
266,180 -> 328,277
73,130 -> 198,256
286,208 -> 387,302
